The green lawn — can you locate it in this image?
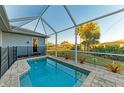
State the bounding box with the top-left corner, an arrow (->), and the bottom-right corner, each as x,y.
47,50 -> 124,67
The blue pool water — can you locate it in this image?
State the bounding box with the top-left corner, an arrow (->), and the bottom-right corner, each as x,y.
20,57 -> 90,87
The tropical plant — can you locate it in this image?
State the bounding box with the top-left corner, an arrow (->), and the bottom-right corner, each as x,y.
75,21 -> 100,51
106,61 -> 124,73
64,54 -> 70,60
80,57 -> 86,64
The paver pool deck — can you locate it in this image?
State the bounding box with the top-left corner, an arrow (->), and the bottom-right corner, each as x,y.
0,55 -> 124,87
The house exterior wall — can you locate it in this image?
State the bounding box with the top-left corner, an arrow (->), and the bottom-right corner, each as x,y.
2,32 -> 46,56
2,32 -> 45,47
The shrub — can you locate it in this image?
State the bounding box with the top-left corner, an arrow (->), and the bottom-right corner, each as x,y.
90,45 -> 124,62
64,54 -> 70,60
106,61 -> 124,73
80,57 -> 86,64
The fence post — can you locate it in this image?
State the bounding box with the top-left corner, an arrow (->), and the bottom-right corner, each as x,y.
45,45 -> 46,55
0,47 -> 1,78
16,46 -> 17,60
8,46 -> 10,69
13,46 -> 14,63
93,54 -> 96,67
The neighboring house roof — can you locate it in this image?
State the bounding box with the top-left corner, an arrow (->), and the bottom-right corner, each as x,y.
6,26 -> 49,38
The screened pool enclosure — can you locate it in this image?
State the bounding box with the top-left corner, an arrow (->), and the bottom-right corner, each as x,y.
4,5 -> 124,65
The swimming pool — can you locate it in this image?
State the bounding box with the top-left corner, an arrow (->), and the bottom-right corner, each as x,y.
20,57 -> 90,87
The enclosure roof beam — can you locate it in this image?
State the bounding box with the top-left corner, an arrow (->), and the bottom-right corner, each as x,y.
41,19 -> 47,35
63,6 -> 78,64
9,16 -> 40,22
34,5 -> 50,32
40,17 -> 57,34
63,5 -> 77,26
48,8 -> 124,36
55,33 -> 58,57
49,26 -> 75,35
12,19 -> 36,30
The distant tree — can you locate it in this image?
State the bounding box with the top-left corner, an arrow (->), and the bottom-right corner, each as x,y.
71,44 -> 81,50
47,42 -> 54,46
75,21 -> 100,51
47,42 -> 55,50
59,41 -> 73,50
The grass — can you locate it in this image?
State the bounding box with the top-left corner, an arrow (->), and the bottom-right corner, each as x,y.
47,50 -> 124,67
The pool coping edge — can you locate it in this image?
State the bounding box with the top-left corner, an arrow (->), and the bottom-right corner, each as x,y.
0,55 -> 95,87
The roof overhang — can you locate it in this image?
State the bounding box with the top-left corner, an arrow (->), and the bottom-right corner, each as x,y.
9,25 -> 49,38
0,5 -> 10,31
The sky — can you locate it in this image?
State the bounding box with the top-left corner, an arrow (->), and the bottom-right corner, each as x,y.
5,5 -> 124,44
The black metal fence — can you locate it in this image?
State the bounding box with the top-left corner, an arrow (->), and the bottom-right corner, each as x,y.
0,47 -> 17,78
0,46 -> 46,78
17,46 -> 46,58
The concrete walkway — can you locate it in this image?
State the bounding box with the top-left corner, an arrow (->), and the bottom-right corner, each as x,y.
56,56 -> 124,87
0,55 -> 124,87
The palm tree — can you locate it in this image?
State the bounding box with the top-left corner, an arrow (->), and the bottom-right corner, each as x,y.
75,21 -> 100,51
